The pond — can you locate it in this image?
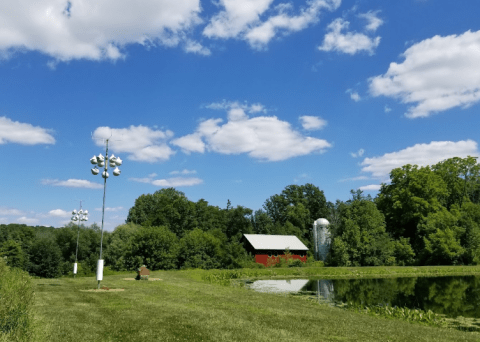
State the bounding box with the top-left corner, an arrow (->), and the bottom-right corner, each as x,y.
247,276 -> 480,318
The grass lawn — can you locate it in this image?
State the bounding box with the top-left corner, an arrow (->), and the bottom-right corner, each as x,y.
32,267 -> 480,342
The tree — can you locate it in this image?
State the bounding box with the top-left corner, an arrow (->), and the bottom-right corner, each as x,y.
178,229 -> 222,269
126,188 -> 197,237
125,225 -> 179,270
28,238 -> 62,278
330,192 -> 395,266
0,240 -> 26,269
376,164 -> 448,255
105,222 -> 140,271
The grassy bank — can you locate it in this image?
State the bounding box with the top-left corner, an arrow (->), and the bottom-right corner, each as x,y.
199,265 -> 480,284
32,267 -> 480,342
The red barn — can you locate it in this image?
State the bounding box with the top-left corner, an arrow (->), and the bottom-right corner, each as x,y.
242,234 -> 309,266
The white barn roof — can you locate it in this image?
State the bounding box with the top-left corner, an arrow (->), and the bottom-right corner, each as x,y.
243,234 -> 309,251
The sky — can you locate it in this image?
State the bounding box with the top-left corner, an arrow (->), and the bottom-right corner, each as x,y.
1,0 -> 479,230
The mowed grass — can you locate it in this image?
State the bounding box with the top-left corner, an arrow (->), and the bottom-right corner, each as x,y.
32,269 -> 480,342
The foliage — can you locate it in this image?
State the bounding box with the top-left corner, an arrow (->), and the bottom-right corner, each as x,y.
178,229 -> 223,269
125,225 -> 179,270
0,258 -> 34,341
330,192 -> 395,266
0,240 -> 26,269
27,238 -> 62,278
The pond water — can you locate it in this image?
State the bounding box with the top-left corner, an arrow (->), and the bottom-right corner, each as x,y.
247,276 -> 480,318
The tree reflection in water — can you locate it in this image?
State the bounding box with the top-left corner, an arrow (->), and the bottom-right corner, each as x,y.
249,275 -> 480,318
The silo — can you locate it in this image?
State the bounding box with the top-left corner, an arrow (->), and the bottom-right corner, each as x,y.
313,218 -> 330,261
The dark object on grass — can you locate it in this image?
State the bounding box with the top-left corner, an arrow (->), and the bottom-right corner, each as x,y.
136,265 -> 150,280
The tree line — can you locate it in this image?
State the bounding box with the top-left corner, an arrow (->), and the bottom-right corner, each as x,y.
1,156 -> 479,277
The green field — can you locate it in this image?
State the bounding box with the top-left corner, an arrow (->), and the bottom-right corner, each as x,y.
31,267 -> 480,342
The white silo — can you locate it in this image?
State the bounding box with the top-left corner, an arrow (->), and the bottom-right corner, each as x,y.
313,218 -> 330,261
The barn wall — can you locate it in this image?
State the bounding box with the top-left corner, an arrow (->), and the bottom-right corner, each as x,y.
255,254 -> 307,266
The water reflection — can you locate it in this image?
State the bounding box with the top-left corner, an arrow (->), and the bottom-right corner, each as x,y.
247,275 -> 480,318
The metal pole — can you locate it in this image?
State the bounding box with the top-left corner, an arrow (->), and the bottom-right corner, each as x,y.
74,201 -> 82,278
98,139 -> 108,289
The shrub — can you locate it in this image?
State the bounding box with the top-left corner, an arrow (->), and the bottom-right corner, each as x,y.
0,258 -> 35,341
288,259 -> 305,267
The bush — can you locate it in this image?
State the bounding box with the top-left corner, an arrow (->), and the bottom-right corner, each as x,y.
288,259 -> 305,267
0,258 -> 35,341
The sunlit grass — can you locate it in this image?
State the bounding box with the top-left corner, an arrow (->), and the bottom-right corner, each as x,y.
32,268 -> 480,342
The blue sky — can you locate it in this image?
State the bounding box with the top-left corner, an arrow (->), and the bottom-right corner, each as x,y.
1,0 -> 479,230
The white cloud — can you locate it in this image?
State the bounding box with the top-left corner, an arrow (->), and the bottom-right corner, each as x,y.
361,140 -> 479,178
205,100 -> 267,114
17,216 -> 39,225
172,104 -> 331,161
92,125 -> 175,162
358,11 -> 383,32
48,209 -> 70,217
0,117 -> 55,145
130,173 -> 203,188
369,30 -> 480,118
359,184 -> 381,191
384,105 -> 392,113
152,177 -> 203,187
338,176 -> 369,182
350,92 -> 361,102
204,0 -> 341,49
42,178 -> 103,189
0,0 -> 202,62
0,208 -> 24,216
170,169 -> 197,175
184,40 -> 211,56
95,207 -> 124,212
299,116 -> 327,130
318,17 -> 381,55
350,148 -> 365,158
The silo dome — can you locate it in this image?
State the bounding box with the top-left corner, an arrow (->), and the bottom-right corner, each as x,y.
315,218 -> 329,227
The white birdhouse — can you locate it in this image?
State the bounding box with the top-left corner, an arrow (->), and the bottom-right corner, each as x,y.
97,153 -> 105,162
113,167 -> 121,176
83,210 -> 88,215
109,154 -> 116,161
72,210 -> 77,215
115,157 -> 122,166
91,167 -> 100,175
98,161 -> 105,168
102,171 -> 109,179
90,156 -> 98,165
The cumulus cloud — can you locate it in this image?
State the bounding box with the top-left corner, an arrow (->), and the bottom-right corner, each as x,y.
205,100 -> 267,114
369,30 -> 480,118
95,207 -> 124,212
0,208 -> 24,216
48,209 -> 70,217
359,184 -> 381,191
299,116 -> 327,130
338,176 -> 369,182
184,40 -> 211,56
204,0 -> 341,49
92,125 -> 175,162
0,0 -> 202,62
350,148 -> 365,158
0,117 -> 55,145
318,16 -> 381,55
130,173 -> 203,187
359,11 -> 383,32
172,104 -> 331,161
170,169 -> 197,175
42,178 -> 103,189
152,177 -> 203,187
17,216 -> 40,225
384,105 -> 392,113
350,92 -> 361,101
361,140 -> 479,178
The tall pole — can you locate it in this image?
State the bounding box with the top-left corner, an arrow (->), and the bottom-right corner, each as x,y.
72,201 -> 88,278
90,138 -> 121,290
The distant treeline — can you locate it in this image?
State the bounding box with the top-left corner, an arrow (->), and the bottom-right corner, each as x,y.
1,156 -> 479,277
